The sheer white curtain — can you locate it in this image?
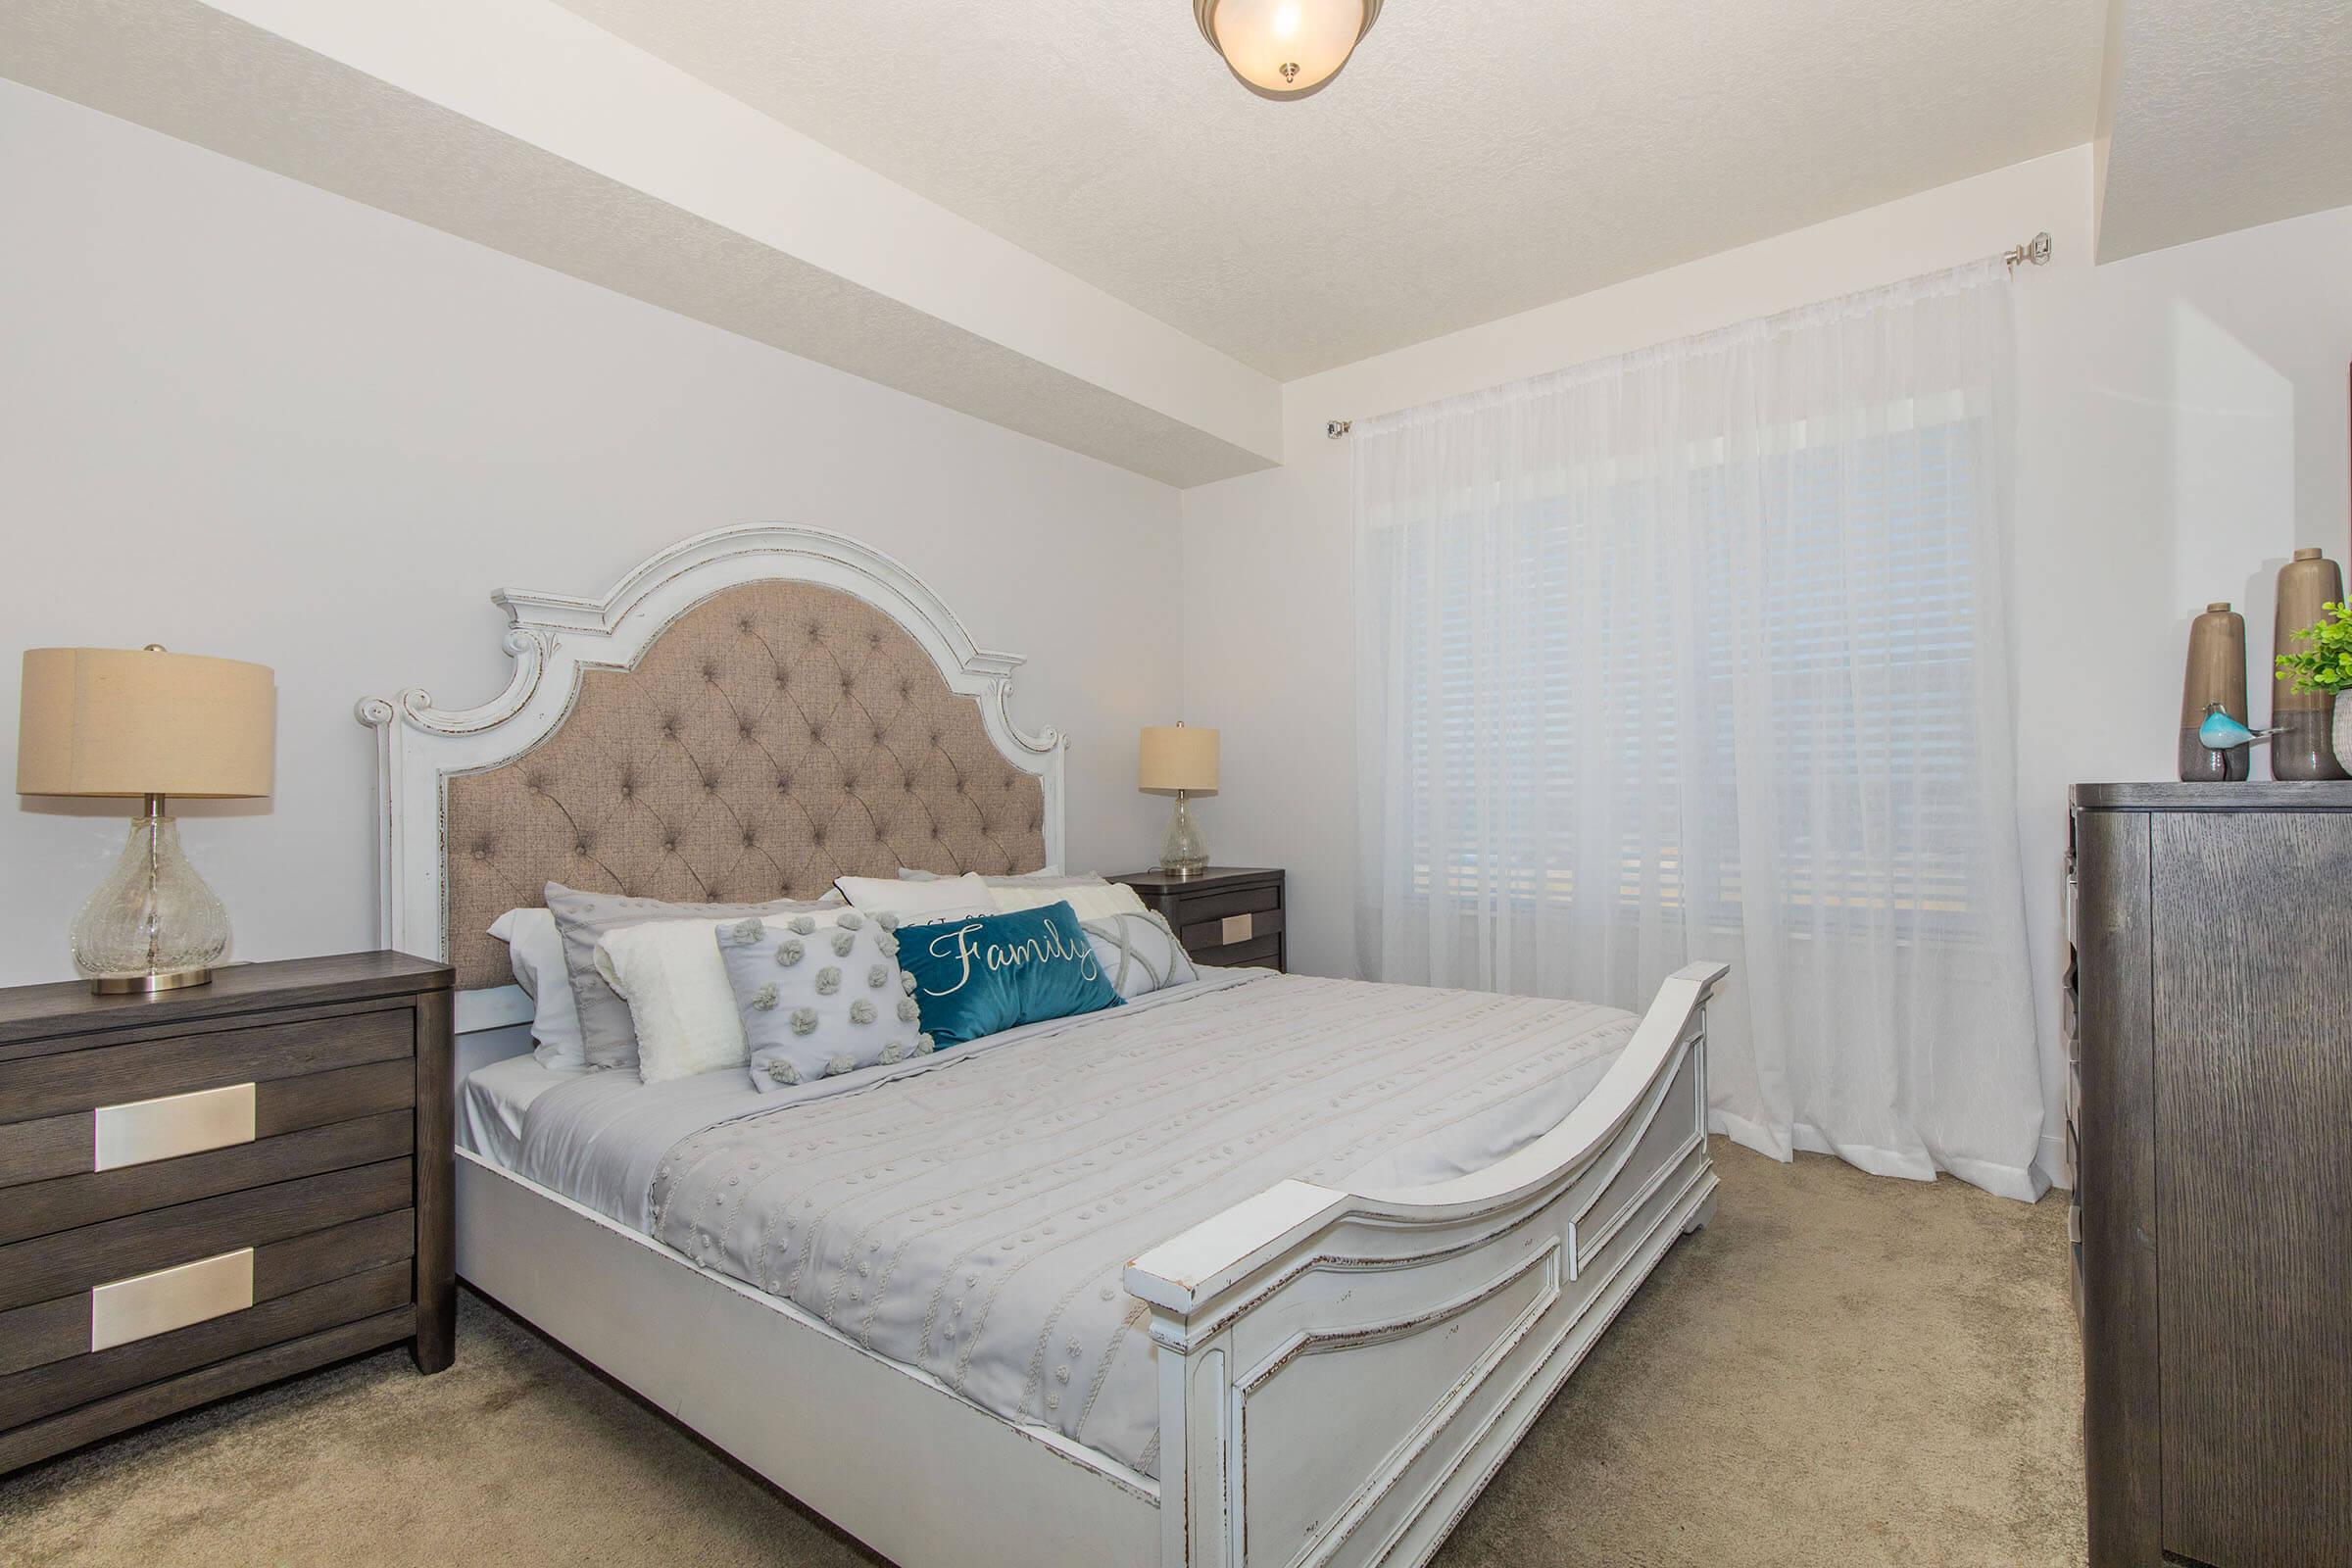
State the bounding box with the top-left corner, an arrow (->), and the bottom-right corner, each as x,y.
1353,260 -> 2045,1200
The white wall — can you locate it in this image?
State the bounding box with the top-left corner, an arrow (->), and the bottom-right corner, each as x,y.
1182,144 -> 2352,1186
0,79 -> 1185,988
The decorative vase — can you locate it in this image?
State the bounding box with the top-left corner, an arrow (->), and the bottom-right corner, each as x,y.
2180,602 -> 2249,782
2271,548 -> 2350,779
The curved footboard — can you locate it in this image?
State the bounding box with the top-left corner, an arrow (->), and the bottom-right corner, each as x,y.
1125,961 -> 1730,1568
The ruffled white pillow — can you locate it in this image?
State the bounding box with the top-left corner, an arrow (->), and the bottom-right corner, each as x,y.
594,920 -> 751,1085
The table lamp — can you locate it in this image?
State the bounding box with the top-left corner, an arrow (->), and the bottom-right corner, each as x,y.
17,645 -> 276,993
1139,721 -> 1218,878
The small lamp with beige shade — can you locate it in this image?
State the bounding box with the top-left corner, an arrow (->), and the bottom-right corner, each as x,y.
17,645 -> 275,993
1139,721 -> 1218,878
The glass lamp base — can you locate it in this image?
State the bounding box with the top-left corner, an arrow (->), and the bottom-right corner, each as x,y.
90,966 -> 217,995
73,809 -> 231,993
1156,792 -> 1210,878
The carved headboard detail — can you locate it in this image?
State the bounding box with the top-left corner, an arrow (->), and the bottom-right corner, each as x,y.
359,525 -> 1064,1015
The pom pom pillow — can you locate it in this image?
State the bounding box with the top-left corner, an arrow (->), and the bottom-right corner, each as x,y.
718,909 -> 929,1090
893,901 -> 1122,1048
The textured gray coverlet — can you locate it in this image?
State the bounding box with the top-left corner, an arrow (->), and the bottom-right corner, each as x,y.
524,972 -> 1636,1479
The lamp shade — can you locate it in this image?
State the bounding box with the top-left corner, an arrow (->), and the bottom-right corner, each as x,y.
18,647 -> 275,799
1139,724 -> 1219,794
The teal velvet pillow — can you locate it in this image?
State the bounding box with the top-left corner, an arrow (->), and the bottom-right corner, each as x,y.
896,901 -> 1121,1047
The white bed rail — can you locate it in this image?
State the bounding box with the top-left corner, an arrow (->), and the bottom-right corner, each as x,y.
1126,961 -> 1729,1568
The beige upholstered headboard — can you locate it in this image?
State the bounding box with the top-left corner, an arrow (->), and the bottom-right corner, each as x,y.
361,525 -> 1065,1015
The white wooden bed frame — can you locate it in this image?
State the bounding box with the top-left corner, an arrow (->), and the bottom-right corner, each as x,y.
360,523 -> 1728,1568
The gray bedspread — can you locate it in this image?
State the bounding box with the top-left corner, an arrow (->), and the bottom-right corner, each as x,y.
514,970 -> 1636,1478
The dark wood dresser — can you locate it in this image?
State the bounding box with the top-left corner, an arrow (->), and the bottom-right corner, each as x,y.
2069,784 -> 2350,1567
0,953 -> 454,1473
1109,867 -> 1286,971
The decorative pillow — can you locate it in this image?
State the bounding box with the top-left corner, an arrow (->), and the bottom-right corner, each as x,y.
593,921 -> 752,1085
988,879 -> 1152,923
488,907 -> 586,1070
545,884 -> 839,1070
893,901 -> 1121,1048
1081,909 -> 1200,1001
716,909 -> 929,1090
834,871 -> 997,928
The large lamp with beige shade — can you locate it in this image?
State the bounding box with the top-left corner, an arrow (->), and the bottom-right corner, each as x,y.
1139,721 -> 1218,878
17,646 -> 275,993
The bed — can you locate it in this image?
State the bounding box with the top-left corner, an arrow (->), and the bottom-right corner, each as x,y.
361,522 -> 1727,1568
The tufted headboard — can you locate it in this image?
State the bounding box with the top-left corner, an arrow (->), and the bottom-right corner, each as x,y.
360,525 -> 1064,1019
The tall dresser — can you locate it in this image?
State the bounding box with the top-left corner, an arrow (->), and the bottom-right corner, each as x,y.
2068,784 -> 2351,1567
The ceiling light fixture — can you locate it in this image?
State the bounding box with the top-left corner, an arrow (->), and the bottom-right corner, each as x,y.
1194,0 -> 1383,100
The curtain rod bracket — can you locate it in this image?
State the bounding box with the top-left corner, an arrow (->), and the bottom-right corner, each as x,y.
2004,231 -> 2052,271
1327,419 -> 1352,439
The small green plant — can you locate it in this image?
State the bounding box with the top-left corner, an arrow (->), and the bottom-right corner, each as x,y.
2276,601 -> 2352,694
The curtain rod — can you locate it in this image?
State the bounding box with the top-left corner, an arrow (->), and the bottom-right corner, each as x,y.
1325,230 -> 2053,440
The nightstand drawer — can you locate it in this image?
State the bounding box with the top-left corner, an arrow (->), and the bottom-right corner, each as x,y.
1192,933 -> 1284,970
1168,884 -> 1282,926
1180,906 -> 1285,955
0,1231 -> 413,1429
0,1157 -> 412,1313
0,1211 -> 412,1379
0,1107 -> 414,1246
0,1004 -> 414,1127
1,1058 -> 415,1200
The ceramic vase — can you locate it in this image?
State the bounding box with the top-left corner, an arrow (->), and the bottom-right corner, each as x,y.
2180,602 -> 2248,782
2271,548 -> 2350,779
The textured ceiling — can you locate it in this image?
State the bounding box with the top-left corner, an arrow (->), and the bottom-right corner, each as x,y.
2096,0 -> 2352,262
554,0 -> 2108,379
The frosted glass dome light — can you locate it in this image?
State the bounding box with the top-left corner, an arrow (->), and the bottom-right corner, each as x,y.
1195,0 -> 1383,99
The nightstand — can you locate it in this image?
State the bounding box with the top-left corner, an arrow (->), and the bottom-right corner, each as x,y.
0,952 -> 454,1473
1110,867 -> 1286,972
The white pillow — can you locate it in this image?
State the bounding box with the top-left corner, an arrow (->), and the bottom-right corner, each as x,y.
989,880 -> 1151,923
593,920 -> 752,1085
834,871 -> 997,927
895,864 -> 1063,881
488,907 -> 587,1071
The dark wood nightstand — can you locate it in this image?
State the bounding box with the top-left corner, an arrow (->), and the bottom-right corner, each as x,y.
1109,867 -> 1286,972
0,952 -> 454,1473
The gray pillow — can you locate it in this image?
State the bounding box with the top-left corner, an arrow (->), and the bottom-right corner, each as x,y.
716,910 -> 930,1090
544,883 -> 840,1069
1082,909 -> 1199,1001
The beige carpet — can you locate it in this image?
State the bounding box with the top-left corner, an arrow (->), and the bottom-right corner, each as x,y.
0,1141 -> 2085,1567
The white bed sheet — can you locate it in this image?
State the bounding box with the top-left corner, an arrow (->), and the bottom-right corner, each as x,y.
506,970 -> 1638,1478
460,1052 -> 589,1167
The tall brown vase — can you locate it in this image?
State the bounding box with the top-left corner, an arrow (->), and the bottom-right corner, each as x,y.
2271,548 -> 2349,780
2180,602 -> 2248,782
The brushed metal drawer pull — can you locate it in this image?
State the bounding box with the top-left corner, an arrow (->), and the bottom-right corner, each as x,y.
90,1248 -> 255,1351
93,1082 -> 257,1171
1221,912 -> 1254,945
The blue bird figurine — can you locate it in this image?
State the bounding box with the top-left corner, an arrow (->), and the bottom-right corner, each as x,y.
2197,703 -> 2282,753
